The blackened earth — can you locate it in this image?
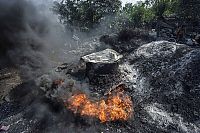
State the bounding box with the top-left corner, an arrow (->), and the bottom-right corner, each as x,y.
1,40 -> 200,133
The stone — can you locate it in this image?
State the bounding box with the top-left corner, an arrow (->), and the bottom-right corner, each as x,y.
81,49 -> 123,93
81,48 -> 122,78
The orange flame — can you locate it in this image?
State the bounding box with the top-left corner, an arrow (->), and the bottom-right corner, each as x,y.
66,88 -> 133,123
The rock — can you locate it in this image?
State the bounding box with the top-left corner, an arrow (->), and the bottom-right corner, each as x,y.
81,49 -> 122,64
81,49 -> 123,94
81,49 -> 122,76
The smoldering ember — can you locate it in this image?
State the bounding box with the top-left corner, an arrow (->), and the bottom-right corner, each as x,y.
1,0 -> 200,133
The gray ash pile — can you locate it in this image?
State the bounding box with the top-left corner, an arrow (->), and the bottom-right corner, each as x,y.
127,41 -> 200,133
31,41 -> 200,133
1,37 -> 200,133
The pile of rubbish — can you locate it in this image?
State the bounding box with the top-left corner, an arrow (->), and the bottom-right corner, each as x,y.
1,40 -> 200,133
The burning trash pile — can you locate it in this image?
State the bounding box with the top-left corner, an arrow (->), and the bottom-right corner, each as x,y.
38,74 -> 134,123
2,41 -> 200,133
37,49 -> 133,123
66,84 -> 133,123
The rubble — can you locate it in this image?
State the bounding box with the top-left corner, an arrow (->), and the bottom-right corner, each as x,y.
100,29 -> 155,54
0,125 -> 10,131
1,41 -> 200,133
136,41 -> 177,58
131,41 -> 200,132
66,84 -> 133,123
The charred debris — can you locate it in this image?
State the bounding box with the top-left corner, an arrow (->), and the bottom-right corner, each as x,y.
1,28 -> 200,132
1,0 -> 200,133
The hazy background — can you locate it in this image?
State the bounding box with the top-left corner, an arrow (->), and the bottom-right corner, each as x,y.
122,0 -> 142,6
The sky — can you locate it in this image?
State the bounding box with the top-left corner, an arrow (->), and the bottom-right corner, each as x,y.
122,0 -> 144,6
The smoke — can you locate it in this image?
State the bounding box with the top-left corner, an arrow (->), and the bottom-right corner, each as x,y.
0,0 -> 70,80
0,1 -> 106,132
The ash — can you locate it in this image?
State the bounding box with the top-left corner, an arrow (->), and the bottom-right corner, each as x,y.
1,40 -> 200,133
0,1 -> 200,132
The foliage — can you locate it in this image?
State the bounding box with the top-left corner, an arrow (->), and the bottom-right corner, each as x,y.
119,1 -> 155,28
53,0 -> 200,32
52,0 -> 121,31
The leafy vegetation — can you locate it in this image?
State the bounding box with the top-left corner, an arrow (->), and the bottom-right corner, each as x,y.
53,0 -> 200,32
53,0 -> 121,31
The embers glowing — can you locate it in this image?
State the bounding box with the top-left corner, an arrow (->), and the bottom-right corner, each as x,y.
66,88 -> 133,123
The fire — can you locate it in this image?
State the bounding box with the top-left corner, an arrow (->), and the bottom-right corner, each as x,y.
65,87 -> 133,123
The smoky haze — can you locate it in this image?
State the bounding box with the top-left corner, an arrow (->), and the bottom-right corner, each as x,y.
0,1 -> 99,132
0,1 -> 128,132
0,0 -> 74,80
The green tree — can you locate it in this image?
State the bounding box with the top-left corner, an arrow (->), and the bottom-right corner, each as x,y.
53,0 -> 121,31
121,1 -> 155,28
145,0 -> 177,18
